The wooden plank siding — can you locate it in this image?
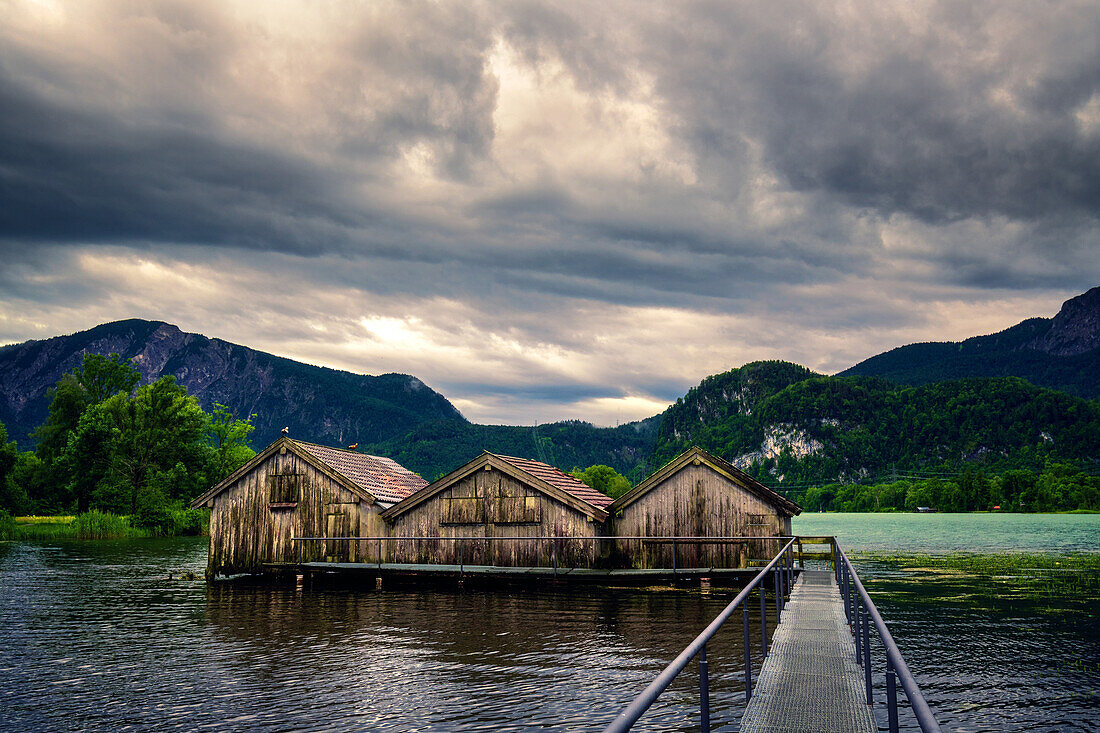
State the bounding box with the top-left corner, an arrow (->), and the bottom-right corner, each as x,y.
386,468 -> 603,567
207,448 -> 386,576
610,463 -> 793,569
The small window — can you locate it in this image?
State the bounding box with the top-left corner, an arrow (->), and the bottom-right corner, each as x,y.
493,496 -> 541,525
746,513 -> 770,526
267,473 -> 302,508
441,497 -> 485,525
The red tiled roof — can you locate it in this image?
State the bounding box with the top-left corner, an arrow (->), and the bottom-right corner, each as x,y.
294,441 -> 427,504
493,454 -> 614,509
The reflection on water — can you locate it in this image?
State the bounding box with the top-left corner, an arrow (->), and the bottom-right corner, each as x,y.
1,536 -> 1096,732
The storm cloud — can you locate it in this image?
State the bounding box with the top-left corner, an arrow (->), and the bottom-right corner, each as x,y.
1,0 -> 1097,425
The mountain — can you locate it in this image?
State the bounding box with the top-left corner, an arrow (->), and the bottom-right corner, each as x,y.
0,318 -> 658,481
839,286 -> 1100,398
0,319 -> 464,449
651,362 -> 1100,487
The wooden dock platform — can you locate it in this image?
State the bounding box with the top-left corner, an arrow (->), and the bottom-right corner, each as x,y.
291,561 -> 766,586
738,569 -> 876,733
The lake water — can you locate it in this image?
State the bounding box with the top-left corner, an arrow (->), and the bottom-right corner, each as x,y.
793,512 -> 1100,554
1,515 -> 1097,732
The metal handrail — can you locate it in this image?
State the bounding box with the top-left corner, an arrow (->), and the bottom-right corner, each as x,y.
602,538 -> 797,733
836,545 -> 942,733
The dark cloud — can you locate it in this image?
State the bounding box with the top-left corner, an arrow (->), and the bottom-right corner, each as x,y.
0,0 -> 1097,424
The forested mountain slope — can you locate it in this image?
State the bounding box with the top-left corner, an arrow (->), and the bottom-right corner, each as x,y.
365,417 -> 660,482
654,364 -> 1100,487
840,286 -> 1100,398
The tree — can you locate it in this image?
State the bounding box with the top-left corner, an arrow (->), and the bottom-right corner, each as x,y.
571,464 -> 632,499
77,353 -> 142,404
0,421 -> 28,514
207,403 -> 256,481
30,353 -> 142,511
61,376 -> 214,514
34,353 -> 141,462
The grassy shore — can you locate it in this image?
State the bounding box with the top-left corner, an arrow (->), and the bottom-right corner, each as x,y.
1,510 -> 209,540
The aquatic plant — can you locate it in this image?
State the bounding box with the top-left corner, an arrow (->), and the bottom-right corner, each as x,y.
71,511 -> 145,540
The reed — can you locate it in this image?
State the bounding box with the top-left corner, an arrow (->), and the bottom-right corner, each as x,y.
71,511 -> 148,540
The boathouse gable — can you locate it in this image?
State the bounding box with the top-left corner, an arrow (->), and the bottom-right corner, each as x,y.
608,447 -> 801,569
380,452 -> 610,566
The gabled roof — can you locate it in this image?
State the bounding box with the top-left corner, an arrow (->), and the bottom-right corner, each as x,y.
608,446 -> 802,517
189,437 -> 427,508
494,454 -> 614,509
294,441 -> 427,504
380,451 -> 611,522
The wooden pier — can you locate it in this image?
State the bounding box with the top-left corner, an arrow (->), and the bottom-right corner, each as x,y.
291,561 -> 765,586
738,569 -> 875,733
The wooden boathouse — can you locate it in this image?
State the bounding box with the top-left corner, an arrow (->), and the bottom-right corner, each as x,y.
195,439 -> 802,579
190,437 -> 427,576
379,452 -> 613,567
608,446 -> 801,569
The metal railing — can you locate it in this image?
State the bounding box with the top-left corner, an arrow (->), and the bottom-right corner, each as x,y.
290,535 -> 792,575
835,544 -> 942,733
601,538 -> 798,733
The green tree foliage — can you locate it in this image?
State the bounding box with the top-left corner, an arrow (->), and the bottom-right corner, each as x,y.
207,403 -> 257,479
571,464 -> 632,499
795,465 -> 1099,513
0,421 -> 28,514
368,417 -> 659,483
33,353 -> 141,463
65,376 -> 214,515
10,354 -> 258,524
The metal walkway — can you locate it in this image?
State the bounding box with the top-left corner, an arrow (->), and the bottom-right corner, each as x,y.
738,569 -> 876,733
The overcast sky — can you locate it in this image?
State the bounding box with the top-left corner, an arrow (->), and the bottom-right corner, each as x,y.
1,1 -> 1098,425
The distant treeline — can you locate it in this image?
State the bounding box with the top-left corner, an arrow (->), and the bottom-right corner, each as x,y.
0,353 -> 256,534
791,466 -> 1100,513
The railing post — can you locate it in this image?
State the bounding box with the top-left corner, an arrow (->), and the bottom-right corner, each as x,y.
854,594 -> 862,664
672,539 -> 678,574
743,603 -> 752,702
699,644 -> 710,733
378,537 -> 382,569
774,567 -> 782,621
760,582 -> 768,655
886,660 -> 899,732
844,562 -> 852,625
553,538 -> 558,576
862,608 -> 872,704
459,540 -> 463,575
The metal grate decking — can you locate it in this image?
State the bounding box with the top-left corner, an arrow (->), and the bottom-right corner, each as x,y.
738,569 -> 876,733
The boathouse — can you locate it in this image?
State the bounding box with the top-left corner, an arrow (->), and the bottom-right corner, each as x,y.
608,446 -> 800,569
379,452 -> 613,567
190,437 -> 427,576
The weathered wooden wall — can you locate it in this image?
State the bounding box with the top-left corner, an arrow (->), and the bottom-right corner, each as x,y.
208,448 -> 385,575
610,464 -> 792,569
387,467 -> 601,567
